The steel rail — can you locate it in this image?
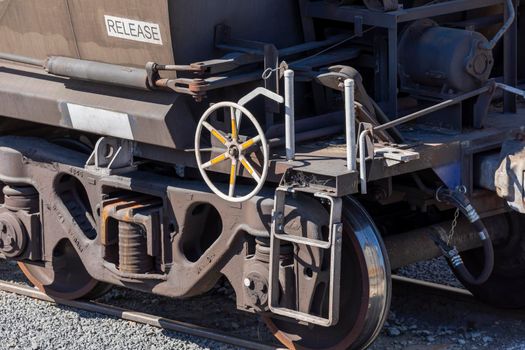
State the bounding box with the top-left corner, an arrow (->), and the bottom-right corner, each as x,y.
392,275 -> 473,298
0,280 -> 281,350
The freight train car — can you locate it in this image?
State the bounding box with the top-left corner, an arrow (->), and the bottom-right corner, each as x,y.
0,0 -> 524,348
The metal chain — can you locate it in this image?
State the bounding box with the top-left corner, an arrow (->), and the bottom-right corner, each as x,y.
446,208 -> 460,246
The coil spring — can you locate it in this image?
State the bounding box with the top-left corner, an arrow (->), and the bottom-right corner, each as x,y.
3,185 -> 39,212
118,221 -> 153,274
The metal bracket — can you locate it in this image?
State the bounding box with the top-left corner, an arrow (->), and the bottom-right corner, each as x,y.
374,146 -> 420,162
236,87 -> 284,131
86,137 -> 136,175
237,87 -> 284,108
358,123 -> 375,194
268,187 -> 343,327
473,79 -> 497,128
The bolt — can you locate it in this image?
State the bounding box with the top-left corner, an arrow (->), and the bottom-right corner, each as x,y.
243,278 -> 252,288
337,225 -> 343,234
228,146 -> 240,158
373,187 -> 388,201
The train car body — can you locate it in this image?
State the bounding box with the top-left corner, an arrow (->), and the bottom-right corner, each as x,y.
0,1 -> 524,349
0,0 -> 301,65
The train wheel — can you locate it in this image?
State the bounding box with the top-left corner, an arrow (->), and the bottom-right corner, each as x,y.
264,196 -> 391,350
18,239 -> 111,300
454,213 -> 525,309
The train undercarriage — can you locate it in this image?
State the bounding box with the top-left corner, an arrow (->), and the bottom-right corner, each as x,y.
0,0 -> 525,349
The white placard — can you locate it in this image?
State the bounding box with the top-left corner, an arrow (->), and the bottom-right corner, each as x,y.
104,15 -> 163,45
66,103 -> 134,140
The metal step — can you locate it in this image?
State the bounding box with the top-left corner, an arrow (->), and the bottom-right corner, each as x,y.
268,186 -> 343,327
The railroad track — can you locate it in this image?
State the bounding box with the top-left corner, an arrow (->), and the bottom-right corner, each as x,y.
392,275 -> 474,300
0,275 -> 514,350
0,280 -> 282,350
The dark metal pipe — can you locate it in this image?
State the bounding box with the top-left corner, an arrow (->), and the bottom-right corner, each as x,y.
0,52 -> 45,67
0,52 -> 151,90
384,214 -> 508,270
266,112 -> 343,139
370,99 -> 405,143
269,125 -> 343,147
481,0 -> 516,50
374,85 -> 491,132
45,56 -> 150,90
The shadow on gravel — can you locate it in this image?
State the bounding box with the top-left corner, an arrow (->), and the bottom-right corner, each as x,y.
95,277 -> 277,346
372,258 -> 525,350
1,259 -> 524,350
0,260 -> 28,284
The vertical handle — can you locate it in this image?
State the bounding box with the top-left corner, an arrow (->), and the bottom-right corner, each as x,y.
345,79 -> 357,171
284,70 -> 295,161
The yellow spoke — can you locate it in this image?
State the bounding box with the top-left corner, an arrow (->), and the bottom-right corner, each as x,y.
230,107 -> 238,141
229,158 -> 237,197
202,152 -> 229,169
240,156 -> 262,182
202,121 -> 228,145
239,135 -> 262,152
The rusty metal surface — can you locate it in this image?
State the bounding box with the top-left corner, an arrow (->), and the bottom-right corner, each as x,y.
0,0 -> 301,67
0,1 -> 78,60
118,221 -> 153,274
0,2 -> 522,349
0,135 -> 330,303
66,0 -> 174,66
1,59 -> 521,197
0,61 -> 196,149
0,57 -> 525,200
0,186 -> 40,261
0,0 -> 174,66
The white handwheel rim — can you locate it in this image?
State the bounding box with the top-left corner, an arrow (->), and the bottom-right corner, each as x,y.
195,101 -> 269,203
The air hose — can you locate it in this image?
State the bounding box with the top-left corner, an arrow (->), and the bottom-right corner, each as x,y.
430,187 -> 494,285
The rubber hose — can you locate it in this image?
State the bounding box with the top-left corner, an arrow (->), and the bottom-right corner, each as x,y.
436,188 -> 494,285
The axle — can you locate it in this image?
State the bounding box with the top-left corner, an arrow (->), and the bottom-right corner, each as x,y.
384,215 -> 508,270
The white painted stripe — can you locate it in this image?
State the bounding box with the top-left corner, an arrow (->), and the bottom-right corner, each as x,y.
66,103 -> 134,140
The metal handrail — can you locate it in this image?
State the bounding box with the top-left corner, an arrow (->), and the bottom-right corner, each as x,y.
284,70 -> 295,161
344,79 -> 357,172
481,0 -> 516,50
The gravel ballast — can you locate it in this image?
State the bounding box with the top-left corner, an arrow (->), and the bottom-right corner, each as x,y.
0,289 -> 240,350
1,258 -> 525,349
